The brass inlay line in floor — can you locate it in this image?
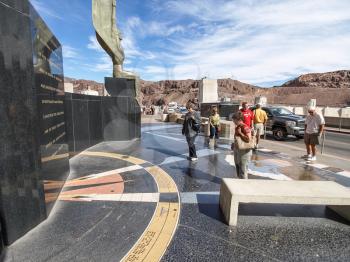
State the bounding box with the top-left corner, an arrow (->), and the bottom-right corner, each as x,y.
145,166 -> 178,193
80,151 -> 147,165
41,153 -> 69,163
122,165 -> 180,262
122,202 -> 179,262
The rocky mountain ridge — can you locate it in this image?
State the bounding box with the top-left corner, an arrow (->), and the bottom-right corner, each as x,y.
64,70 -> 350,107
282,70 -> 350,89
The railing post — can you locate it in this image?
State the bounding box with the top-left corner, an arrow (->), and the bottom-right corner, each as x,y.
321,131 -> 326,155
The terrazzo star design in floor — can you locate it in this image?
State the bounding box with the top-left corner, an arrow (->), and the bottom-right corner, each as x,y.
61,151 -> 180,262
3,122 -> 350,262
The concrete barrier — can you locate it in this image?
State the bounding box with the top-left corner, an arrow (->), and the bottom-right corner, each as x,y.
169,113 -> 181,123
200,118 -> 234,140
220,120 -> 235,141
161,114 -> 169,122
341,108 -> 350,118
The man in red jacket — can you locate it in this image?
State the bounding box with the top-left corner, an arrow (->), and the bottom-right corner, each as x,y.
240,102 -> 254,128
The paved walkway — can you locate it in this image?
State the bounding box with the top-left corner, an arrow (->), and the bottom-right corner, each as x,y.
3,122 -> 350,262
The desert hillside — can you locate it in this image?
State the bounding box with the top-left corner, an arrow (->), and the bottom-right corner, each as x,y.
65,70 -> 350,107
282,70 -> 350,89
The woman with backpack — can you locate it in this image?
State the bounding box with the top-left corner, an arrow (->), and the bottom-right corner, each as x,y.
182,102 -> 201,161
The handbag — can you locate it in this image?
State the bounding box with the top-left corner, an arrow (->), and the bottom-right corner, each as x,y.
235,136 -> 256,150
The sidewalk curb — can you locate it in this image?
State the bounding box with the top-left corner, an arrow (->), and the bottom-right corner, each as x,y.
325,128 -> 350,135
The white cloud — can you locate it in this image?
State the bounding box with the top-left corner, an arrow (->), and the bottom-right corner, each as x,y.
134,0 -> 350,84
62,45 -> 78,59
30,0 -> 63,20
87,35 -> 105,52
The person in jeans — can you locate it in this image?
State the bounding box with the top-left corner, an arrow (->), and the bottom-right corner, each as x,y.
182,102 -> 201,161
304,106 -> 325,161
209,106 -> 220,145
253,103 -> 268,149
232,111 -> 252,179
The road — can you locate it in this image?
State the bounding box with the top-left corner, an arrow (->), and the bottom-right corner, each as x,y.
277,131 -> 349,158
261,130 -> 350,171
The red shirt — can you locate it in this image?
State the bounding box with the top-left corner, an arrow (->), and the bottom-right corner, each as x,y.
240,109 -> 254,128
235,123 -> 251,138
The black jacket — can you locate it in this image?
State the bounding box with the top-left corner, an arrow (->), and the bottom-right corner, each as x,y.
182,111 -> 201,137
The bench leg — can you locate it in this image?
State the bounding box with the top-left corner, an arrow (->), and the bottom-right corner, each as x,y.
228,201 -> 239,226
219,183 -> 239,226
327,205 -> 350,221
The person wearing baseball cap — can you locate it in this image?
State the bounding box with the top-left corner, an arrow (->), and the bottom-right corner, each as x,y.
304,104 -> 325,161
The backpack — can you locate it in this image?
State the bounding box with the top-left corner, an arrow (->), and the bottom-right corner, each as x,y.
192,119 -> 200,132
191,112 -> 201,132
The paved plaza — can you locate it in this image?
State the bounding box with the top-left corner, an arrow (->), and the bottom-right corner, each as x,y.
3,120 -> 350,262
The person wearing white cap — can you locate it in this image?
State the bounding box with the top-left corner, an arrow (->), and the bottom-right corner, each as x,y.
304,105 -> 325,161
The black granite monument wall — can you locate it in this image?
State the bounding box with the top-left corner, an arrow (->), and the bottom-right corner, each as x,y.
104,77 -> 141,140
0,0 -> 69,246
30,4 -> 70,214
0,0 -> 46,246
0,0 -> 140,251
65,90 -> 141,156
0,223 -> 3,258
200,102 -> 240,119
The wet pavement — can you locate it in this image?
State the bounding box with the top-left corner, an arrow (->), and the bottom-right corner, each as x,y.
3,121 -> 350,262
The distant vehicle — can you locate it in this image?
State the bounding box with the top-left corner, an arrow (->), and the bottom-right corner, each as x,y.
264,106 -> 305,140
253,106 -> 305,140
167,108 -> 175,113
167,102 -> 178,114
178,107 -> 188,114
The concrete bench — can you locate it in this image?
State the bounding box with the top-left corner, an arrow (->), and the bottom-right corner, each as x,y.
219,178 -> 350,226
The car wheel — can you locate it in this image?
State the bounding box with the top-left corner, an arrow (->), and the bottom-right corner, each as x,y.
272,127 -> 287,141
295,135 -> 304,139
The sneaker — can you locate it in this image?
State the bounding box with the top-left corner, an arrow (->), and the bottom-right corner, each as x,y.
310,156 -> 317,161
191,157 -> 198,161
303,154 -> 312,159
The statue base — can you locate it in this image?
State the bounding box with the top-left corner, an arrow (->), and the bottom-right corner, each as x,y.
103,77 -> 141,141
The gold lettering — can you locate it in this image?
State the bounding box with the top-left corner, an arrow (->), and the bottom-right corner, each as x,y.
43,111 -> 64,119
42,100 -> 63,104
45,132 -> 66,149
44,122 -> 65,134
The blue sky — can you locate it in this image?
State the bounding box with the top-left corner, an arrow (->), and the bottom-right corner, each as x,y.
30,0 -> 350,87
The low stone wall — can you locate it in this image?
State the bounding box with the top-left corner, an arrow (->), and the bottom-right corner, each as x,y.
276,105 -> 350,129
201,117 -> 234,140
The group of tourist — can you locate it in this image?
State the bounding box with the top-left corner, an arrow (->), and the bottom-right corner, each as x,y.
182,101 -> 325,179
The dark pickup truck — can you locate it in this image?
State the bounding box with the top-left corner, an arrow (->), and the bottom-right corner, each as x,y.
260,106 -> 305,140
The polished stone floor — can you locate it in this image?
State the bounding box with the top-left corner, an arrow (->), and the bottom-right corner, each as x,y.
2,122 -> 350,262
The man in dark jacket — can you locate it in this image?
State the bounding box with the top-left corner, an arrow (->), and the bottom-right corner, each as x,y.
182,102 -> 201,161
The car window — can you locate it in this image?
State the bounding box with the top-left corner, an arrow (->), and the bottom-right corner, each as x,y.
263,108 -> 273,117
270,108 -> 293,116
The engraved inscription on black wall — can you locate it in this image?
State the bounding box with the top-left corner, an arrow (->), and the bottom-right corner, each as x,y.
30,5 -> 70,215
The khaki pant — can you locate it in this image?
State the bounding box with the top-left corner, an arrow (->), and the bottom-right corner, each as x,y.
234,148 -> 252,179
254,123 -> 265,135
304,133 -> 320,145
